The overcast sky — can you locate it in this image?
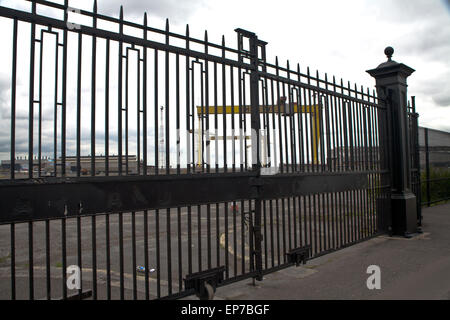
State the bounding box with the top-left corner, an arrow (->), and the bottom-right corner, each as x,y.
94,0 -> 450,130
0,0 -> 449,164
103,0 -> 450,132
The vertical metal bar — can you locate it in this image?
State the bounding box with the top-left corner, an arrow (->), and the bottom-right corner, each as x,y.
302,196 -> 308,250
217,202 -> 220,268
186,25 -> 191,174
61,217 -> 67,299
222,36 -> 228,172
425,128 -> 430,206
118,7 -> 124,176
207,204 -> 212,270
191,61 -> 196,172
144,210 -> 149,299
293,196 -> 298,249
155,48 -> 159,174
297,196 -> 303,248
308,195 -> 312,253
331,192 -> 336,249
91,1 -> 97,176
132,212 -> 137,299
53,30 -> 59,177
275,58 -> 284,173
188,206 -> 192,274
10,223 -> 16,300
241,200 -> 245,272
214,61 -> 219,172
38,30 -> 43,177
276,199 -> 281,265
165,20 -> 170,174
77,216 -> 82,299
29,2 -> 36,179
28,222 -> 34,300
412,97 -> 422,224
204,32 -> 210,174
137,48 -> 141,176
167,208 -> 172,295
10,18 -> 17,179
282,79 -> 289,173
287,63 -> 296,172
176,52 -> 180,174
234,201 -> 239,275
281,199 -> 287,261
177,207 -> 182,292
238,49 -> 243,172
143,14 -> 148,176
313,194 -> 318,254
231,67 -> 236,172
76,32 -> 82,177
45,220 -> 51,299
155,209 -> 161,298
119,212 -> 124,300
105,39 -> 110,176
269,200 -> 274,268
61,0 -> 68,176
105,214 -> 111,300
125,48 -> 129,175
248,33 -> 263,280
225,202 -> 229,278
288,198 -> 293,251
197,205 -> 202,272
92,214 -> 97,299
303,86 -> 311,172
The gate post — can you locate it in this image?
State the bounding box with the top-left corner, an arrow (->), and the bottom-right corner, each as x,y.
367,47 -> 418,236
235,28 -> 264,281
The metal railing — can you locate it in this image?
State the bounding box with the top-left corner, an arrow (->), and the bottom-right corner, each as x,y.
0,0 -> 390,300
421,127 -> 450,207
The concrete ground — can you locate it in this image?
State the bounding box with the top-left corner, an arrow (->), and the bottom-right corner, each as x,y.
209,203 -> 450,300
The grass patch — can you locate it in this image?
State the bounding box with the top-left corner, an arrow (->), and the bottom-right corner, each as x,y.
421,167 -> 450,205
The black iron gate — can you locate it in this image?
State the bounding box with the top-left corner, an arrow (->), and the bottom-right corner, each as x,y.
0,0 -> 396,300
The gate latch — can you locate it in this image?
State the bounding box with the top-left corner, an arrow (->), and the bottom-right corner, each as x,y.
184,266 -> 225,300
286,245 -> 312,266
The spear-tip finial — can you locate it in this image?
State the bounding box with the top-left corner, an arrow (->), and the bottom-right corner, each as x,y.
119,5 -> 123,19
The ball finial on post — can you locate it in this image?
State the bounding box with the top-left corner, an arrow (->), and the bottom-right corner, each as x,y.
384,46 -> 394,61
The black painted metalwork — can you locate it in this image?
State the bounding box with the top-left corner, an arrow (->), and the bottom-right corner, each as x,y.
0,0 -> 404,300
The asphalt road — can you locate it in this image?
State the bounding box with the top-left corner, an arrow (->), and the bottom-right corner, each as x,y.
207,202 -> 450,300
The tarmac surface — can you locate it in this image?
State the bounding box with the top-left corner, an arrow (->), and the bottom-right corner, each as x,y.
1,202 -> 449,300
202,203 -> 450,300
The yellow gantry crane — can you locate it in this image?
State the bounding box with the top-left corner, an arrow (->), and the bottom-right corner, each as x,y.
193,99 -> 322,167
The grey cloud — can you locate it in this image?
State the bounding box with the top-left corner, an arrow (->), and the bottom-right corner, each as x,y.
399,22 -> 450,60
432,92 -> 450,107
375,0 -> 450,23
97,0 -> 206,21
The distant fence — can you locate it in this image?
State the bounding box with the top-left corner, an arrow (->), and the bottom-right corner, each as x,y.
419,127 -> 450,206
